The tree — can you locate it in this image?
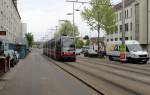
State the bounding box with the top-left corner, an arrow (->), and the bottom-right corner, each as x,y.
76,39 -> 84,48
58,20 -> 79,37
85,39 -> 90,46
83,35 -> 89,40
81,0 -> 116,52
25,33 -> 34,47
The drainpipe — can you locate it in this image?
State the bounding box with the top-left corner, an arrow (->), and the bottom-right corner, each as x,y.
147,0 -> 149,52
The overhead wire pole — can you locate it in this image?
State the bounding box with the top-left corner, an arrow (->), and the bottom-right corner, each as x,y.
122,0 -> 125,45
120,0 -> 126,61
66,0 -> 77,38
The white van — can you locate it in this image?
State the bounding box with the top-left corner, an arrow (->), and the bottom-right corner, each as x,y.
106,40 -> 149,63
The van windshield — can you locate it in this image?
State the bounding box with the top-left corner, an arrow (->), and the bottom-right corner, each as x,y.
127,44 -> 143,52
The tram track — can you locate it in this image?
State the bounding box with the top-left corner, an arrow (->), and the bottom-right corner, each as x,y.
65,62 -> 150,95
64,62 -> 145,95
79,57 -> 150,72
43,55 -> 144,95
77,60 -> 150,85
42,55 -> 104,95
78,58 -> 150,76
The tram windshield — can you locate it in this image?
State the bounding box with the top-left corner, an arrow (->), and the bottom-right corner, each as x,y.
62,38 -> 75,51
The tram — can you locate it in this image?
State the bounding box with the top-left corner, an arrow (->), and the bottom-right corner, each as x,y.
43,36 -> 76,62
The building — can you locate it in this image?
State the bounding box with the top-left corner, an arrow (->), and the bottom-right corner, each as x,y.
0,0 -> 21,43
148,0 -> 150,55
21,23 -> 27,38
106,0 -> 150,54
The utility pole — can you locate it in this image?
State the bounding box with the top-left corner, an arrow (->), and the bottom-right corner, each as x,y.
122,0 -> 125,45
66,0 -> 77,38
120,0 -> 126,61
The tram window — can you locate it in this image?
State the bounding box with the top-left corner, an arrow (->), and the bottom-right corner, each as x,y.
62,38 -> 74,48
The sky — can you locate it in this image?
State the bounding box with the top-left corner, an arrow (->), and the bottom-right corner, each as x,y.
18,0 -> 121,41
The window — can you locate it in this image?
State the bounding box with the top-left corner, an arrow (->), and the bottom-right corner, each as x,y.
111,39 -> 113,41
120,25 -> 122,32
125,23 -> 129,32
120,12 -> 122,21
127,10 -> 129,18
120,38 -> 122,41
125,37 -> 128,40
131,8 -> 132,17
115,26 -> 118,33
130,22 -> 132,31
135,4 -> 140,40
107,39 -> 109,42
115,38 -> 118,41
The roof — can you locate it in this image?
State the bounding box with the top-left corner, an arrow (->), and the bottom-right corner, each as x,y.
12,0 -> 21,19
114,0 -> 135,11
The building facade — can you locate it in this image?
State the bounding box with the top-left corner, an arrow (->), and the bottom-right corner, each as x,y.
0,0 -> 21,43
106,0 -> 150,54
148,0 -> 150,55
21,23 -> 27,38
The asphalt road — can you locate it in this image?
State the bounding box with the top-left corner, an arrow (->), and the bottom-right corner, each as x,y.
0,49 -> 99,95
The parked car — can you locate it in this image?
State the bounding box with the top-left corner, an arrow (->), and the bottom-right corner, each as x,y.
13,51 -> 19,64
82,46 -> 90,53
76,49 -> 82,55
4,50 -> 19,67
84,49 -> 98,57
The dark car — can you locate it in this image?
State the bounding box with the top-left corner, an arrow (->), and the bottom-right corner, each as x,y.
84,49 -> 98,57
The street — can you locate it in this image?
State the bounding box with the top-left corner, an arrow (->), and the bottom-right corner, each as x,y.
1,48 -> 150,95
0,49 -> 99,95
1,0 -> 150,95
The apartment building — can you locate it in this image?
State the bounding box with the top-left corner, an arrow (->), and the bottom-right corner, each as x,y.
21,23 -> 27,38
148,0 -> 150,55
106,0 -> 150,54
0,0 -> 21,43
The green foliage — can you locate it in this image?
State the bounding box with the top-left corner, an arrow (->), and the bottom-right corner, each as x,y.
25,33 -> 34,47
58,20 -> 79,37
76,39 -> 84,48
85,39 -> 90,46
83,35 -> 89,40
81,0 -> 116,34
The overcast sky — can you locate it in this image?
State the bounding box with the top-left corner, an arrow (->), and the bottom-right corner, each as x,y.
18,0 -> 121,41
